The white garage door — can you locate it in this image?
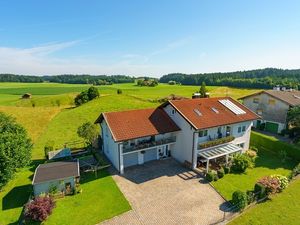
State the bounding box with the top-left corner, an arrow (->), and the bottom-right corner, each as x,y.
123,152 -> 138,168
144,148 -> 157,162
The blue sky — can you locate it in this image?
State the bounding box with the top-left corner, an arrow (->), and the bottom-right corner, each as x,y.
0,0 -> 300,77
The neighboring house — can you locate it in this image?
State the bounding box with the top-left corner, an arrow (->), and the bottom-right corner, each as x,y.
239,88 -> 300,134
32,161 -> 80,196
95,97 -> 259,174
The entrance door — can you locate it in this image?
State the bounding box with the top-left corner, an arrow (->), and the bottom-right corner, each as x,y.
158,145 -> 169,159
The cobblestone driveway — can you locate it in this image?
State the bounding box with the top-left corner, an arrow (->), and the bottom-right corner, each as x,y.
101,159 -> 226,225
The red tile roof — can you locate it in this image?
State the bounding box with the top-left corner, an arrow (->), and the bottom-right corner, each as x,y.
166,97 -> 260,130
96,108 -> 180,142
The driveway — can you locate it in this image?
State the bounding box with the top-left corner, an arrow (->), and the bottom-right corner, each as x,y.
101,159 -> 226,225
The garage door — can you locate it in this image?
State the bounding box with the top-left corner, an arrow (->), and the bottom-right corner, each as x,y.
144,148 -> 157,162
124,152 -> 138,168
265,122 -> 279,134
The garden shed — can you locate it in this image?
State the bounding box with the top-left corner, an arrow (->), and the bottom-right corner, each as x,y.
32,161 -> 80,196
21,93 -> 32,99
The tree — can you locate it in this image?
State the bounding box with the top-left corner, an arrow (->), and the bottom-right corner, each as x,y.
77,122 -> 99,145
74,91 -> 89,106
0,112 -> 32,188
24,196 -> 55,222
87,86 -> 100,100
199,81 -> 207,98
287,106 -> 300,131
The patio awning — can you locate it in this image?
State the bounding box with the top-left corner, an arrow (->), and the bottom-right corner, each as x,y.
198,143 -> 242,160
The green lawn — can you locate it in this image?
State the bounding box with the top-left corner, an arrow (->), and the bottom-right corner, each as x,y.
229,178 -> 300,225
45,171 -> 131,225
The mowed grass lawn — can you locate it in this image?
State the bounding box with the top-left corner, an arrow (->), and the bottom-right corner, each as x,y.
45,171 -> 130,225
229,178 -> 300,225
211,143 -> 296,200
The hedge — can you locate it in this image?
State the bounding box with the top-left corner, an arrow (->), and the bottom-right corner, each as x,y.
250,131 -> 300,161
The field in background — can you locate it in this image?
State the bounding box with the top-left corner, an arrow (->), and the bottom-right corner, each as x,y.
0,82 -> 261,224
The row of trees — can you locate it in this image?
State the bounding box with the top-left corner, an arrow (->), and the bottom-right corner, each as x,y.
160,68 -> 300,89
74,86 -> 100,106
0,112 -> 32,188
0,74 -> 135,84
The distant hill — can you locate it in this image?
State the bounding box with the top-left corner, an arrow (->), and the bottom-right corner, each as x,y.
159,68 -> 300,89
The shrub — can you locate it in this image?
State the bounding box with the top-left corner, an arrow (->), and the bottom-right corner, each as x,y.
206,170 -> 217,182
168,80 -> 176,85
231,154 -> 254,173
117,89 -> 122,94
24,196 -> 55,222
232,190 -> 248,211
217,168 -> 225,178
246,149 -> 257,160
44,141 -> 54,159
254,183 -> 267,199
271,175 -> 289,191
250,146 -> 258,153
258,176 -> 281,194
246,190 -> 256,204
223,166 -> 231,174
291,163 -> 300,177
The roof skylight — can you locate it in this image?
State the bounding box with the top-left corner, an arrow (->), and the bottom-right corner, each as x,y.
194,109 -> 202,116
212,107 -> 219,114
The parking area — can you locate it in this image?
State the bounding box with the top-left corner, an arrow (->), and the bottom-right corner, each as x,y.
101,159 -> 226,225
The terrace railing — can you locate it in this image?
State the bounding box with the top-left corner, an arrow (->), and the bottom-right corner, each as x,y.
198,136 -> 235,150
123,136 -> 176,153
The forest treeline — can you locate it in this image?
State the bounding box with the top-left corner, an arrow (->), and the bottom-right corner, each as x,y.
159,68 -> 300,89
0,74 -> 135,84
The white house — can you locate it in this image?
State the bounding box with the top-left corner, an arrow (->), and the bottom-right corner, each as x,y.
95,97 -> 259,174
239,88 -> 300,134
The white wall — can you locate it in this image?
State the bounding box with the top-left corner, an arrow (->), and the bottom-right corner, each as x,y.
101,120 -> 119,171
231,121 -> 252,151
163,104 -> 195,164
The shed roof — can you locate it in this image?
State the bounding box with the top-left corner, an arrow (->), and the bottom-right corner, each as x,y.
32,161 -> 80,185
95,108 -> 180,142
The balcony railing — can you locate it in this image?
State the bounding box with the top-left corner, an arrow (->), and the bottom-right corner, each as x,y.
123,136 -> 176,153
198,136 -> 235,150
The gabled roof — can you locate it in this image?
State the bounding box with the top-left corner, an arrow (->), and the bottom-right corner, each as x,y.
95,108 -> 180,142
239,90 -> 300,106
163,97 -> 259,130
33,161 -> 80,185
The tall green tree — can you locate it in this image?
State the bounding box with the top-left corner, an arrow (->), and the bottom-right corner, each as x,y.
0,112 -> 32,188
199,81 -> 208,98
287,106 -> 300,135
87,86 -> 100,100
77,122 -> 99,145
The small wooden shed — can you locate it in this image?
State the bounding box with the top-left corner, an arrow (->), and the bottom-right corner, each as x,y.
21,93 -> 32,99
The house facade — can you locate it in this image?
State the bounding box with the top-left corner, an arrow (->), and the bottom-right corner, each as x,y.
96,97 -> 259,174
239,88 -> 300,134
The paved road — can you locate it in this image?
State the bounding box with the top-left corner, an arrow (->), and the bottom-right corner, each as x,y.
101,159 -> 226,225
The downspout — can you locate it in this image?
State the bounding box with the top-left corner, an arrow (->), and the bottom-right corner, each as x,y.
118,143 -> 121,173
192,130 -> 198,169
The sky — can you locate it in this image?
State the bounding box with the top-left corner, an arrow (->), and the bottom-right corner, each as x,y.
0,0 -> 300,77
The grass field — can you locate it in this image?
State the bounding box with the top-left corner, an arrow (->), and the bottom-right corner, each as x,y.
229,178 -> 300,225
0,82 -> 261,224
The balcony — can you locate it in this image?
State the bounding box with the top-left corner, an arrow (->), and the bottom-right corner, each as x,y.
198,136 -> 235,150
123,136 -> 176,153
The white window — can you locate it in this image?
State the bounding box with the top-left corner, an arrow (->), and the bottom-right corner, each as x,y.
199,130 -> 208,137
253,98 -> 259,104
171,109 -> 175,115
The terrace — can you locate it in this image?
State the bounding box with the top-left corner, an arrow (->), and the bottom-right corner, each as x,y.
123,136 -> 176,153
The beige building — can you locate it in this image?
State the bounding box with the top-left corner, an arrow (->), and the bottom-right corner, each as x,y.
239,88 -> 300,134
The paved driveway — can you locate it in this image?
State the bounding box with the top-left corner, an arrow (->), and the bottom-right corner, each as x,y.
101,159 -> 226,225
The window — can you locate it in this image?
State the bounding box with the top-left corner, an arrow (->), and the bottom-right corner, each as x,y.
242,126 -> 246,132
268,99 -> 276,105
171,109 -> 175,115
253,98 -> 259,104
199,130 -> 208,137
257,109 -> 263,115
238,143 -> 245,148
238,126 -> 242,133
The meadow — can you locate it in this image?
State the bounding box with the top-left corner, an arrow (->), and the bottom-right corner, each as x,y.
0,82 -> 260,224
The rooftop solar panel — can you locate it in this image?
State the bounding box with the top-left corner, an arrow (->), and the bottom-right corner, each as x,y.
218,99 -> 246,115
